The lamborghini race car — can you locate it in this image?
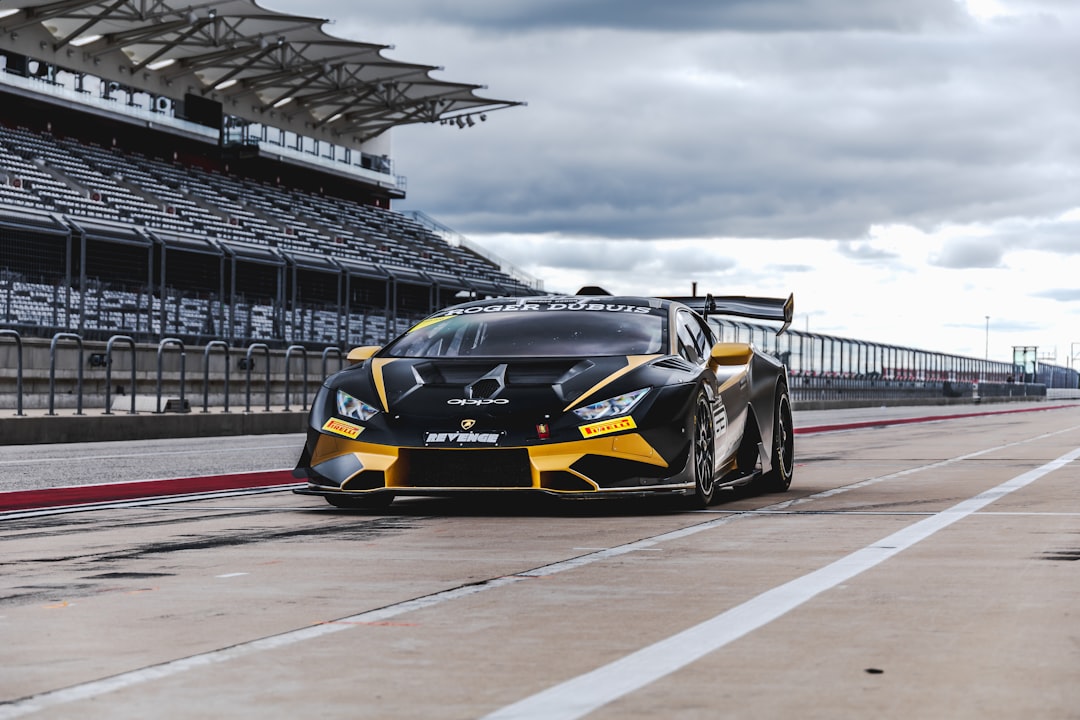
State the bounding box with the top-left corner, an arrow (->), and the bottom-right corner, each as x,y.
293,291 -> 795,509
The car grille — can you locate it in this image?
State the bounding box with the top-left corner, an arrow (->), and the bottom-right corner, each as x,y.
399,449 -> 532,488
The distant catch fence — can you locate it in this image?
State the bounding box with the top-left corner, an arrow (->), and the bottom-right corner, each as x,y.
788,375 -> 1046,409
708,317 -> 1078,397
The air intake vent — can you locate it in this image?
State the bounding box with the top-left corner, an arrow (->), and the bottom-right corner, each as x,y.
467,363 -> 507,399
470,378 -> 501,399
652,356 -> 696,373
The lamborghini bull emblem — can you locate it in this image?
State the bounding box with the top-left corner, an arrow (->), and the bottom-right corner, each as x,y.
461,419 -> 477,430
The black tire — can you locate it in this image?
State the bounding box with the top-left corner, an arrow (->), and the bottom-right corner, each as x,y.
687,393 -> 717,508
760,385 -> 794,492
325,493 -> 395,509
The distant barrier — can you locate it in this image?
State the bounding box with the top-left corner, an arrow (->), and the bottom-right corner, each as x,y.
790,375 -> 1046,406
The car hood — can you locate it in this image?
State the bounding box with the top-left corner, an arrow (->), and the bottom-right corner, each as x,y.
335,355 -> 662,418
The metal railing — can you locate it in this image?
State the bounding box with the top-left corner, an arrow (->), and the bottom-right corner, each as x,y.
1,329 -> 23,416
202,341 -> 231,413
244,343 -> 272,413
0,332 -> 347,415
0,330 -> 1065,418
156,338 -> 186,413
48,333 -> 84,416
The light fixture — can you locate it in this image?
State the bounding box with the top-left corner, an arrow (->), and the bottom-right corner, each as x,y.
327,112 -> 343,123
70,34 -> 103,47
147,58 -> 177,71
214,78 -> 238,90
273,96 -> 292,108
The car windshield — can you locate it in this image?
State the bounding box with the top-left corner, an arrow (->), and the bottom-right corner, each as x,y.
385,307 -> 667,358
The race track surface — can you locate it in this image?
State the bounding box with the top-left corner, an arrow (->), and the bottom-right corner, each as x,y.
2,404 -> 1078,719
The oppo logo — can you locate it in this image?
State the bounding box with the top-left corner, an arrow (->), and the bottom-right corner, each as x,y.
447,398 -> 509,405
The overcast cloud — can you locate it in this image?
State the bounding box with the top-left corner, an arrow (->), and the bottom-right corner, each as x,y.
268,0 -> 1080,363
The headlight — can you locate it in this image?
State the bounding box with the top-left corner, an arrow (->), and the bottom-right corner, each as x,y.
572,388 -> 649,422
336,389 -> 380,421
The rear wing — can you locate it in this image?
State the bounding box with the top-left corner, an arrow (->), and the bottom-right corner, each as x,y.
666,294 -> 794,335
575,286 -> 794,335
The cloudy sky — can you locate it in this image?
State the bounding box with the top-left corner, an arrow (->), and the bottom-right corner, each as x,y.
268,0 -> 1080,366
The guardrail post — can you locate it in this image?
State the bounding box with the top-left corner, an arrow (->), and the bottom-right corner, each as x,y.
284,345 -> 308,412
202,341 -> 230,413
321,346 -> 343,379
0,329 -> 23,416
104,335 -> 137,415
244,342 -> 271,413
156,338 -> 186,413
48,332 -> 84,416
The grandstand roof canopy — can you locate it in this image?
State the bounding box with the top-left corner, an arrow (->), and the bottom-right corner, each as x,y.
0,0 -> 521,147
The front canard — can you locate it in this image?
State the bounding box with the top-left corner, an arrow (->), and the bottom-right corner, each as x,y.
322,417 -> 363,439
579,416 -> 637,438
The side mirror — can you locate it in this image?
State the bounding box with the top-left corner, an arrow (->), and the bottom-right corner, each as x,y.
708,342 -> 753,369
346,346 -> 381,365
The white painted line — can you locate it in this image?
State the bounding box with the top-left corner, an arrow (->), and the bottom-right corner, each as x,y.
0,577 -> 524,720
215,573 -> 249,579
0,512 -> 758,719
977,511 -> 1080,516
481,444 -> 1080,720
769,423 -> 1080,513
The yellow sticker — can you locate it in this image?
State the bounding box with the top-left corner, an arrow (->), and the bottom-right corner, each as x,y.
578,416 -> 637,438
409,315 -> 455,333
322,418 -> 363,439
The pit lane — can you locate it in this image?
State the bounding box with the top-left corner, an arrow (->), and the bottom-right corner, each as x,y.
2,404 -> 1079,719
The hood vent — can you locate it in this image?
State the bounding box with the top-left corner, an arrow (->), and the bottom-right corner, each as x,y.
414,360 -> 582,386
467,364 -> 507,399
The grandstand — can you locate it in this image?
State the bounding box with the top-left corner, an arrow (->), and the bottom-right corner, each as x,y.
0,0 -> 539,349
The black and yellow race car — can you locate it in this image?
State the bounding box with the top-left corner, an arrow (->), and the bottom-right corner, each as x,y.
293,290 -> 794,509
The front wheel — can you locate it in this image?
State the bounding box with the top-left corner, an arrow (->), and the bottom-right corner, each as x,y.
687,393 -> 717,508
759,385 -> 794,492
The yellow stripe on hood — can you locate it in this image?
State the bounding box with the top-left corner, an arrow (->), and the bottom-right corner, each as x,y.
370,358 -> 395,411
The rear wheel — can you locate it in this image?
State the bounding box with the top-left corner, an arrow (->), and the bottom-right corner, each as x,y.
325,493 -> 395,509
688,393 -> 717,508
759,385 -> 794,492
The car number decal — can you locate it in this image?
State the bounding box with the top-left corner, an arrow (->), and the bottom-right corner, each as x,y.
579,416 -> 637,438
322,418 -> 363,439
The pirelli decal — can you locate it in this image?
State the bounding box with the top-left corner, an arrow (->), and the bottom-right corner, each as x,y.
579,416 -> 637,438
322,418 -> 363,439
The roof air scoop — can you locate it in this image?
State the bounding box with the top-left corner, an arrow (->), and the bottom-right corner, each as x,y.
467,364 -> 507,399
